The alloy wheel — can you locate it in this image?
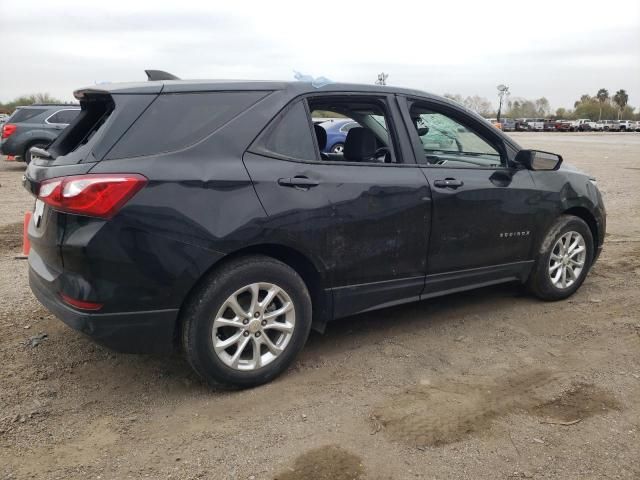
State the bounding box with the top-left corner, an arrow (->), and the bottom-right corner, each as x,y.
212,282 -> 295,371
548,231 -> 587,289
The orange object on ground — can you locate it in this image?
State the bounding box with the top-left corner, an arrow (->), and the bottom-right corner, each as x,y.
22,212 -> 32,256
6,155 -> 15,161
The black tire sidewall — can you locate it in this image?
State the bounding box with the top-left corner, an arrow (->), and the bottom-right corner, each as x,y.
183,257 -> 312,388
529,216 -> 594,300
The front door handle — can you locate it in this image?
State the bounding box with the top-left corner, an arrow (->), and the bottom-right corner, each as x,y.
433,178 -> 464,189
277,176 -> 319,188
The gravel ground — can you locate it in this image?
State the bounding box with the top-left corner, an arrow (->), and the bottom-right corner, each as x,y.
0,133 -> 639,480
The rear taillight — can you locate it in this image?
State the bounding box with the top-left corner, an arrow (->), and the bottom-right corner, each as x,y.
38,174 -> 147,219
2,123 -> 16,139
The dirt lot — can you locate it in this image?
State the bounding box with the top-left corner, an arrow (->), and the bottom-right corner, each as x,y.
1,133 -> 639,480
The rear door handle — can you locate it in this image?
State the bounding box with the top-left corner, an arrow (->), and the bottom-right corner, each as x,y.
433,178 -> 464,189
277,176 -> 319,188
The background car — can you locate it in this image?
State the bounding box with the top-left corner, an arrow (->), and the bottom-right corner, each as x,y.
499,118 -> 516,131
1,104 -> 80,163
318,118 -> 360,153
618,120 -> 635,132
600,120 -> 620,131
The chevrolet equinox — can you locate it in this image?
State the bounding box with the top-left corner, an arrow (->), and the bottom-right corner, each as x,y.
24,74 -> 606,387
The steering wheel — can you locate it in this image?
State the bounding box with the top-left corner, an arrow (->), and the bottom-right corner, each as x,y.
374,147 -> 392,163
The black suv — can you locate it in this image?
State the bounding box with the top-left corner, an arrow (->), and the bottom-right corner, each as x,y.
1,104 -> 80,163
24,77 -> 605,387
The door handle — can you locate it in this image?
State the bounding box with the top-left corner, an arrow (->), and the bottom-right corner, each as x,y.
277,176 -> 319,188
433,178 -> 464,189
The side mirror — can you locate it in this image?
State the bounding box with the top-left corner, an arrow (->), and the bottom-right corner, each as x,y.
515,149 -> 562,171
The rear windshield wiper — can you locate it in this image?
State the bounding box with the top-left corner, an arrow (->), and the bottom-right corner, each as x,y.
28,147 -> 52,161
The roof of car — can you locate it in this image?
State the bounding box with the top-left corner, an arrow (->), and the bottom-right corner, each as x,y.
74,79 -> 442,101
17,104 -> 80,109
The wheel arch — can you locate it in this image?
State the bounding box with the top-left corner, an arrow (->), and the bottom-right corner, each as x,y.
22,138 -> 52,158
563,206 -> 598,259
174,243 -> 332,349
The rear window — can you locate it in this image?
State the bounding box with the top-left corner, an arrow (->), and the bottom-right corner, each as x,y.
9,108 -> 47,123
106,91 -> 267,159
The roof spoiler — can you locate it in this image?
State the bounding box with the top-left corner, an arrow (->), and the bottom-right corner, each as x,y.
145,70 -> 180,81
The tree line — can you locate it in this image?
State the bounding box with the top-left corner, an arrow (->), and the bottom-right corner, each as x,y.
444,89 -> 636,121
0,93 -> 73,114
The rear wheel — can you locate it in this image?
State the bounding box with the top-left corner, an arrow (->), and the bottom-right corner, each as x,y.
527,215 -> 594,301
24,143 -> 48,164
181,255 -> 312,388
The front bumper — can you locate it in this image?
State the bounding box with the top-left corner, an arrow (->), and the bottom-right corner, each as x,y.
29,267 -> 178,353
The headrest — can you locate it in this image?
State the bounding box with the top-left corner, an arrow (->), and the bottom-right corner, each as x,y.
313,124 -> 327,150
344,127 -> 376,162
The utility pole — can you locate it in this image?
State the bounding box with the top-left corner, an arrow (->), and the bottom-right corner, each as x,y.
376,73 -> 388,86
496,84 -> 509,122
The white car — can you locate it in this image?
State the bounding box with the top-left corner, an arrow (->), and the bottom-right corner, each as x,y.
523,118 -> 545,131
617,120 -> 635,132
570,119 -> 596,131
600,120 -> 620,131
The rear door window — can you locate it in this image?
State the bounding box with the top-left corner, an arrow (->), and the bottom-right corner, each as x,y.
107,91 -> 268,159
47,109 -> 80,124
9,108 -> 47,123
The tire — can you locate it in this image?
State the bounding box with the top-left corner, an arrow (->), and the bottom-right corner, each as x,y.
527,215 -> 594,301
181,255 -> 312,388
330,143 -> 344,154
24,143 -> 48,164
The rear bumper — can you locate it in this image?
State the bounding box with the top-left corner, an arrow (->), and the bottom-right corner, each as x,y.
29,267 -> 178,353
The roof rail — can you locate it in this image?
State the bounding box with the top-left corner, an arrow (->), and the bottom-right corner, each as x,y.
145,69 -> 181,81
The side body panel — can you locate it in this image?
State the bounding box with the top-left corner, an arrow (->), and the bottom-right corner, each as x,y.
243,152 -> 431,318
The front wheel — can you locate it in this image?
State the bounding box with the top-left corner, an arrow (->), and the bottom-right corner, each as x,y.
181,255 -> 312,388
527,215 -> 594,301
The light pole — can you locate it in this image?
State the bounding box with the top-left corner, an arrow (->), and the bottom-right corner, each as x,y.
497,84 -> 509,122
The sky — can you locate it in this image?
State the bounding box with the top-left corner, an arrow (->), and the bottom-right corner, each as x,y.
1,0 -> 639,111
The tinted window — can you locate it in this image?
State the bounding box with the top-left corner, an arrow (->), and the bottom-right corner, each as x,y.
107,91 -> 267,159
253,100 -> 317,161
48,109 -> 80,124
10,108 -> 47,123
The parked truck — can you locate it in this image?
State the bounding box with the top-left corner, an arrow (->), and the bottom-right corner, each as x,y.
569,119 -> 596,132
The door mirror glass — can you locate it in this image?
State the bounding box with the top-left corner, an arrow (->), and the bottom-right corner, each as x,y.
515,149 -> 562,170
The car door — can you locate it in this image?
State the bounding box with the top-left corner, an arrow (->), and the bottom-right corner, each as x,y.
243,94 -> 431,318
399,96 -> 539,292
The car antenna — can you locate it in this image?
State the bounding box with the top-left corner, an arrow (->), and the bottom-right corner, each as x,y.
145,70 -> 181,81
